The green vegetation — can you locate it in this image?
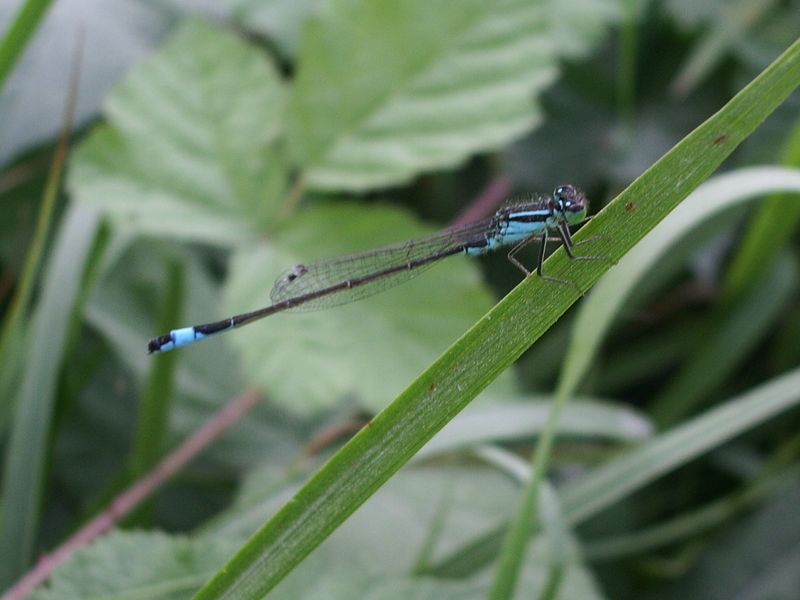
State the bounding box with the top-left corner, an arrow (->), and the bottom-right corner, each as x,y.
0,1 -> 798,599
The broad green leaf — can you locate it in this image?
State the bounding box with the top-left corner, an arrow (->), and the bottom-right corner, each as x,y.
26,467 -> 594,599
29,531 -> 241,600
223,202 -> 515,414
194,38 -> 800,599
69,19 -> 287,246
211,466 -> 520,557
288,0 -> 618,191
268,546 -> 599,600
29,532 -> 591,600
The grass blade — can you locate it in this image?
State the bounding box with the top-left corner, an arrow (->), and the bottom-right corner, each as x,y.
0,0 -> 54,91
723,119 -> 800,298
428,367 -> 800,578
561,368 -> 800,525
651,253 -> 798,425
126,259 -> 185,525
0,204 -> 100,586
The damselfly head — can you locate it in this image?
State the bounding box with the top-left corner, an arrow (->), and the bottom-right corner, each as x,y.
553,184 -> 588,225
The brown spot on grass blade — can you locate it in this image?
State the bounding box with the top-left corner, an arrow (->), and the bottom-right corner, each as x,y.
713,134 -> 729,145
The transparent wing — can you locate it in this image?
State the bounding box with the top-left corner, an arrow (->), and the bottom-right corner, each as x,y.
498,192 -> 549,211
270,218 -> 494,312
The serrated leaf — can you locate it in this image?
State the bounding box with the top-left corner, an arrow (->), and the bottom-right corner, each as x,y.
69,19 -> 287,246
29,531 -> 240,600
223,202 -> 515,414
289,0 -> 614,191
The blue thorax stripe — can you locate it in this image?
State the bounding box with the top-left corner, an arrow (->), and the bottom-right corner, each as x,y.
507,209 -> 550,222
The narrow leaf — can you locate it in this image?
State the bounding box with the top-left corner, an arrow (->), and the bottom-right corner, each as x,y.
0,205 -> 100,586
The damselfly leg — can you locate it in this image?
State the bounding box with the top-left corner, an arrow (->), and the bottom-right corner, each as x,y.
506,227 -> 612,296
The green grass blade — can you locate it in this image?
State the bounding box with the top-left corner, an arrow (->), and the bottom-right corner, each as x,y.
616,0 -> 641,129
413,398 -> 651,461
561,367 -> 800,525
669,0 -> 779,97
0,204 -> 100,587
723,118 -> 800,298
428,367 -> 800,578
0,38 -> 87,585
125,259 -> 185,525
651,253 -> 798,425
535,483 -> 568,600
488,465 -> 541,600
583,463 -> 800,561
0,33 -> 82,423
0,0 -> 54,91
192,37 -> 800,600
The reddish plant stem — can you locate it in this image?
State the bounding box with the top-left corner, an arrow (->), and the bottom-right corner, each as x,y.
2,389 -> 262,600
452,176 -> 513,226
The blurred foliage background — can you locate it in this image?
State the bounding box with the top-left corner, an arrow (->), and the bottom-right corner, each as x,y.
0,0 -> 799,598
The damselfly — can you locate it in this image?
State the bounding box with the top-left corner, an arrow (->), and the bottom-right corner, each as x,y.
148,184 -> 600,353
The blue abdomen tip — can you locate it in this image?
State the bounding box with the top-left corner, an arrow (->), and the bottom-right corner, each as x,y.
172,327 -> 206,348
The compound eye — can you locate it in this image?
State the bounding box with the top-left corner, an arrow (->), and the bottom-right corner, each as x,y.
554,184 -> 574,203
